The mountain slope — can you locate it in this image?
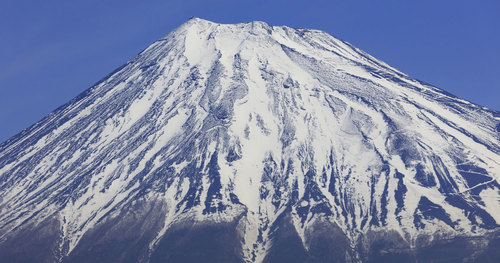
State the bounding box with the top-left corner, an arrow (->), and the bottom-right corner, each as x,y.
0,18 -> 499,262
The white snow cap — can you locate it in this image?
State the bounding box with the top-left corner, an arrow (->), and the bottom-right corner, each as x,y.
0,18 -> 499,261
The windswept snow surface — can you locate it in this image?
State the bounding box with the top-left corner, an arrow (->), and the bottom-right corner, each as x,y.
0,18 -> 499,262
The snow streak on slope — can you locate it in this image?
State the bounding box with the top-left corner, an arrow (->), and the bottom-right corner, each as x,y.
0,18 -> 499,262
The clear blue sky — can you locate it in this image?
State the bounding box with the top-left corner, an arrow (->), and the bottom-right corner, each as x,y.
1,0 -> 499,143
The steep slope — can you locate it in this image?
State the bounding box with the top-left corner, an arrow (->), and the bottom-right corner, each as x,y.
0,18 -> 499,262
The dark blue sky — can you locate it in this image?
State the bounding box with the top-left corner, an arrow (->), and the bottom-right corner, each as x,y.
1,0 -> 499,143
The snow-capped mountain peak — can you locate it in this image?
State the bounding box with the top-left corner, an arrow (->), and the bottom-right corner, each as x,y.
0,18 -> 499,262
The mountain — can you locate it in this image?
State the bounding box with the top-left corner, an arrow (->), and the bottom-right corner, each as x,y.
0,18 -> 499,263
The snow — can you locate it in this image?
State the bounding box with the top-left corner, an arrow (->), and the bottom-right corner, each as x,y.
0,18 -> 499,261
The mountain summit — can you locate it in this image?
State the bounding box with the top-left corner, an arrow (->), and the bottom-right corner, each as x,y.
0,18 -> 499,262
